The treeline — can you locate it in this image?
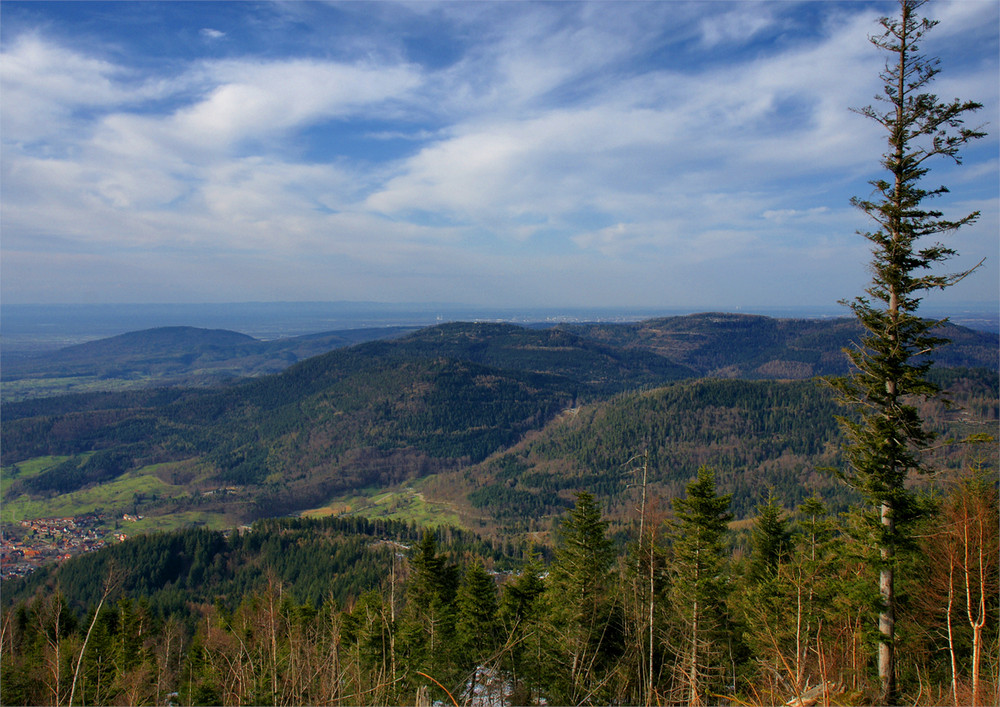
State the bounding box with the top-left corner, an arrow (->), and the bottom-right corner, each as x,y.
1,516 -> 519,617
3,470 -> 996,706
562,315 -> 998,378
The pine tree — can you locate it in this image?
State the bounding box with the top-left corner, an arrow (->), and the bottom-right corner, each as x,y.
400,531 -> 459,691
667,466 -> 734,706
748,492 -> 791,584
498,555 -> 546,703
455,560 -> 500,666
830,1 -> 985,702
455,560 -> 501,701
544,492 -> 620,704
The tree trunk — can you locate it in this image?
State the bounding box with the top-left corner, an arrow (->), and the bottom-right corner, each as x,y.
946,562 -> 958,707
689,595 -> 700,706
879,500 -> 896,705
962,502 -> 987,706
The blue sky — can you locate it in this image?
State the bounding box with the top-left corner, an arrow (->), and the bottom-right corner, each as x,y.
2,1 -> 997,311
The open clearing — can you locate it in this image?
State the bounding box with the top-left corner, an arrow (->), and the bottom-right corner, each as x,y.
302,481 -> 464,528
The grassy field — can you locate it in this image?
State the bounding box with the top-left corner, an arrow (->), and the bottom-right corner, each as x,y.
1,471 -> 174,523
1,455 -> 78,499
124,510 -> 235,534
303,480 -> 465,528
1,457 -> 227,535
3,455 -> 464,538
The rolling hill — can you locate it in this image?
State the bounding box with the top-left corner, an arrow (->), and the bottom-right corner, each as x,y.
0,324 -> 417,401
1,315 -> 996,535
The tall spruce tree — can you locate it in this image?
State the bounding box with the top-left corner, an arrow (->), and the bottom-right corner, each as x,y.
498,556 -> 546,702
831,1 -> 984,703
544,492 -> 619,704
668,466 -> 733,706
455,560 -> 501,672
400,532 -> 459,688
749,492 -> 791,584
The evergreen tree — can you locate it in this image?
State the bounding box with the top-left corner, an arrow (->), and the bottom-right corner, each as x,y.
749,492 -> 791,584
455,560 -> 501,700
455,560 -> 501,665
543,491 -> 620,704
400,531 -> 459,690
831,1 -> 985,702
668,466 -> 733,706
341,590 -> 395,701
498,555 -> 546,703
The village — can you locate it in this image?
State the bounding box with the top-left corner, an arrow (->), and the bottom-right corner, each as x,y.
0,512 -> 139,580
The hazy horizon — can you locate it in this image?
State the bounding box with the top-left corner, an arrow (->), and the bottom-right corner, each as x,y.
3,301 -> 997,355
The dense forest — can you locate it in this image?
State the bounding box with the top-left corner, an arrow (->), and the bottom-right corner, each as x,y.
2,470 -> 996,706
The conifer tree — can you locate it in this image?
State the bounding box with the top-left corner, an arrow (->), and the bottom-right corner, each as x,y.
455,560 -> 501,666
668,466 -> 733,706
455,560 -> 501,700
749,492 -> 791,584
544,492 -> 620,704
400,532 -> 459,690
498,556 -> 546,702
831,1 -> 985,702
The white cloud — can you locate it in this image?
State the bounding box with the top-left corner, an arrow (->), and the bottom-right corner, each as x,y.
1,35 -> 132,142
169,59 -> 422,150
1,1 -> 996,307
698,3 -> 778,48
362,6 -> 887,251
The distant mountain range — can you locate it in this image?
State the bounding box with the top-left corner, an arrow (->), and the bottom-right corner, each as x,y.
1,324 -> 418,400
2,313 -> 996,532
3,313 -> 995,402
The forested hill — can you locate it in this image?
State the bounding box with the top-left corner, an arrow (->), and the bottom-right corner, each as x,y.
1,515 -> 515,615
2,316 -> 996,532
427,367 -> 998,526
560,312 -> 998,378
4,314 -> 995,404
1,322 -> 697,520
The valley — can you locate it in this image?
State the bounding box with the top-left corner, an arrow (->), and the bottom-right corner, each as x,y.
2,313 -> 996,554
1,311 -> 996,707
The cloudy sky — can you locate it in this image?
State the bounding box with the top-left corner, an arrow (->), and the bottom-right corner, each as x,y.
2,1 -> 997,311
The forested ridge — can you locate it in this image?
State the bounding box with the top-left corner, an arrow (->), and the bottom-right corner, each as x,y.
1,325 -> 419,400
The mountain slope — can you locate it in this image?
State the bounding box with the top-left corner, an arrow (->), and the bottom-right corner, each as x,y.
2,317 -> 995,530
6,321 -> 692,520
424,366 -> 998,528
561,313 -> 997,378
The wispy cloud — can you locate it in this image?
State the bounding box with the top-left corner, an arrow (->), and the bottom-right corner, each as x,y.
1,0 -> 996,308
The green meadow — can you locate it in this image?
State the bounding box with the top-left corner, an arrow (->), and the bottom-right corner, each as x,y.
1,457 -> 226,532
302,481 -> 464,528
